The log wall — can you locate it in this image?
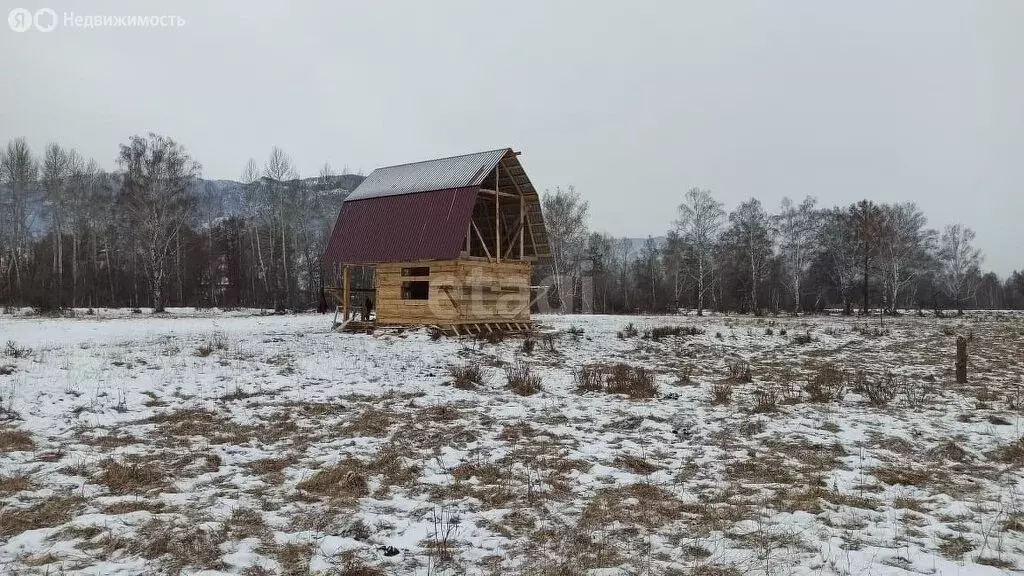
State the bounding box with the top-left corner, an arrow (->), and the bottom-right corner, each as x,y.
375,259 -> 531,325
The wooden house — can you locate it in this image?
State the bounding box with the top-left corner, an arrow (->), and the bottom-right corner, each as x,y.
323,148 -> 550,334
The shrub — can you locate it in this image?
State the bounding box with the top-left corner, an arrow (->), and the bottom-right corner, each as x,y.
481,330 -> 505,344
715,332 -> 723,340
855,370 -> 900,406
606,364 -> 658,399
573,365 -> 604,393
806,363 -> 846,402
505,362 -> 542,396
3,341 -> 32,359
647,325 -> 704,341
764,327 -> 774,336
677,362 -> 694,384
725,357 -> 752,383
542,333 -> 556,352
622,322 -> 639,338
752,384 -> 779,413
901,377 -> 934,406
710,380 -> 733,405
779,328 -> 788,336
776,368 -> 801,404
792,331 -> 813,345
195,334 -> 228,357
521,337 -> 536,355
450,364 -> 484,390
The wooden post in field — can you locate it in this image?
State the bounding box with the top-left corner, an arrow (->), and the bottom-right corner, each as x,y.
342,265 -> 351,322
955,335 -> 968,383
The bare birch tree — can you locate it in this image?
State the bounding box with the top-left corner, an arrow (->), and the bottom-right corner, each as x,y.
541,186 -> 589,313
937,223 -> 982,315
775,196 -> 818,314
724,198 -> 774,313
850,199 -> 884,314
263,147 -> 298,310
675,188 -> 724,316
118,133 -> 201,312
1,138 -> 39,297
877,202 -> 933,313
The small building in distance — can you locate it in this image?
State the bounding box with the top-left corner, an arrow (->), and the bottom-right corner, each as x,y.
323,148 -> 550,334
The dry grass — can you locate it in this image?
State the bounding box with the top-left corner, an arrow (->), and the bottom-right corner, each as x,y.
276,541 -> 315,575
0,427 -> 34,452
805,363 -> 847,402
579,482 -> 684,530
0,495 -> 86,537
102,500 -> 168,515
853,370 -> 900,406
614,454 -> 661,475
710,380 -> 734,405
573,363 -> 658,399
297,458 -> 369,501
226,506 -> 269,540
95,458 -> 167,494
573,364 -> 603,392
991,437 -> 1024,465
872,464 -> 933,487
0,474 -> 32,495
505,361 -> 542,396
338,406 -> 393,437
370,442 -> 421,493
938,535 -> 974,559
606,364 -> 658,398
450,364 -> 485,390
247,456 -> 294,476
131,517 -> 227,572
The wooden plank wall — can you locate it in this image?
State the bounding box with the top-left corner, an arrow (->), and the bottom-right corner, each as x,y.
376,259 -> 531,325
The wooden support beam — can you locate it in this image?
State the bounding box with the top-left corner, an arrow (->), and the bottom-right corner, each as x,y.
520,191 -> 525,259
495,168 -> 500,263
441,286 -> 461,313
498,160 -> 526,195
477,188 -> 517,198
503,218 -> 525,260
471,221 -> 493,262
525,213 -> 539,257
342,266 -> 351,322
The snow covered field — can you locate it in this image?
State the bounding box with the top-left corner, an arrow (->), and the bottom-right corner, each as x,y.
1,309 -> 1024,575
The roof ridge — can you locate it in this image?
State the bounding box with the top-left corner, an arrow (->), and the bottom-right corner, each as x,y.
369,147 -> 510,172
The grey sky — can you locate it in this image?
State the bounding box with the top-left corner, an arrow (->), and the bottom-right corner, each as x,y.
3,1 -> 1022,275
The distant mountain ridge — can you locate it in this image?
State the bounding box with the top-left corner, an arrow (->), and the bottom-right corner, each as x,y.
7,173 -> 366,236
194,173 -> 366,220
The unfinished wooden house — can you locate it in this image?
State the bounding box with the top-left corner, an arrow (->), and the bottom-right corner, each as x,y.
323,148 -> 550,334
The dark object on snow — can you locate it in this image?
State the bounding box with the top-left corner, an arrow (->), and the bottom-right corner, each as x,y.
378,545 -> 400,557
956,335 -> 968,384
362,297 -> 373,322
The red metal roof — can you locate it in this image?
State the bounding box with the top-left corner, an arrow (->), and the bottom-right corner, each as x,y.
324,187 -> 478,265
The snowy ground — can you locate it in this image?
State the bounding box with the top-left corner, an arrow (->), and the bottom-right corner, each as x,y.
1,308 -> 1023,575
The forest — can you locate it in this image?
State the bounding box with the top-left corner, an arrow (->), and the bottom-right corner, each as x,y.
2,133 -> 1022,314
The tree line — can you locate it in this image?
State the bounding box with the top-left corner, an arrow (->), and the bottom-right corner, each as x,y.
0,134 -> 347,312
541,187 -> 1024,315
3,133 -> 1021,316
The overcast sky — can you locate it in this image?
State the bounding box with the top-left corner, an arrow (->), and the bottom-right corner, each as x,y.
2,1 -> 1021,275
